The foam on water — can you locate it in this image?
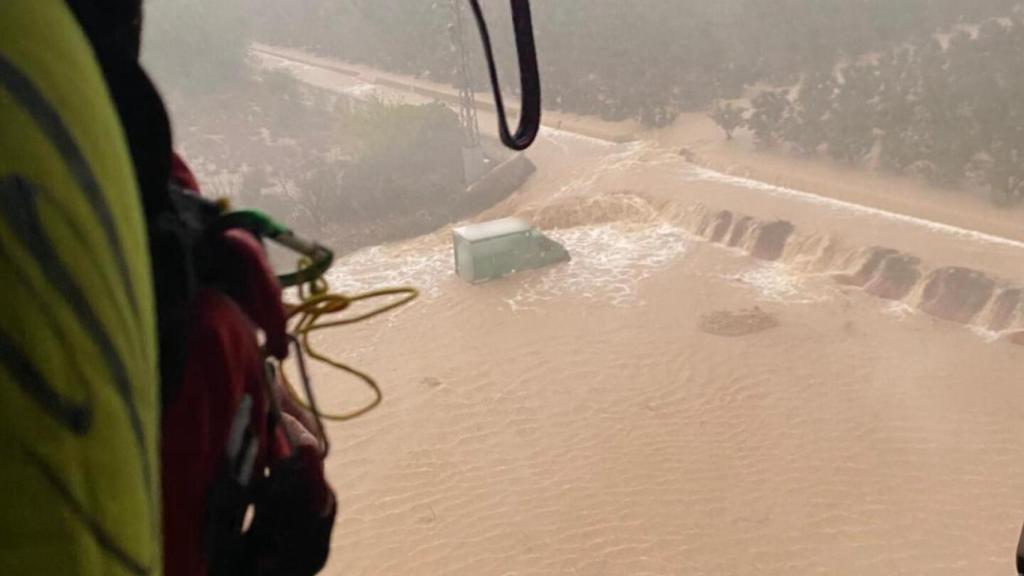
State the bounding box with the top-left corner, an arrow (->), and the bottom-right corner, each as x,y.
686,166 -> 1024,249
883,302 -> 1010,343
969,326 -> 1005,343
882,300 -> 917,320
326,237 -> 452,299
732,262 -> 828,304
507,222 -> 691,310
539,126 -> 617,150
327,221 -> 691,312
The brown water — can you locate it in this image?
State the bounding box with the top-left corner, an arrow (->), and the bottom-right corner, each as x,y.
265,49 -> 1024,575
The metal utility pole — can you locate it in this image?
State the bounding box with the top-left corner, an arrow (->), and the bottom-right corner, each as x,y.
450,0 -> 487,183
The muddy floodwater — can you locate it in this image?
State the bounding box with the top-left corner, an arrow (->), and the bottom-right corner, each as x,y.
285,118 -> 1024,575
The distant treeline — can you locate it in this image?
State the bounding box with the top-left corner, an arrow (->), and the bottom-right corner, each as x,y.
712,18 -> 1024,203
249,0 -> 1020,127
143,0 -> 1024,204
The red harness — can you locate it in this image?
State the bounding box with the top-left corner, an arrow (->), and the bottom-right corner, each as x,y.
161,155 -> 334,576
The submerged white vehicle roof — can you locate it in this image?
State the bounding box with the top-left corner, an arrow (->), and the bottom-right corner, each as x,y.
453,217 -> 533,242
452,217 -> 570,283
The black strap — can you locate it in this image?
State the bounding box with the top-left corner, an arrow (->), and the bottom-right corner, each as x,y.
206,395 -> 259,576
1017,520 -> 1024,575
151,187 -> 224,407
467,0 -> 542,151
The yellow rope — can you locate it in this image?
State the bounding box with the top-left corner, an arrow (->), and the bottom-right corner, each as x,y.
279,261 -> 418,422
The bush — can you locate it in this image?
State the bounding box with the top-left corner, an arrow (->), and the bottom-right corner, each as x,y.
302,99 -> 465,232
710,102 -> 746,140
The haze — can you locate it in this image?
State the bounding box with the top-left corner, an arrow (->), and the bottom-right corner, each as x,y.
143,2 -> 1024,574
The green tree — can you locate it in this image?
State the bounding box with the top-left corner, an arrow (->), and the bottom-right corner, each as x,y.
710,101 -> 746,139
747,90 -> 791,148
245,0 -> 1023,127
876,48 -> 924,172
824,64 -> 881,163
784,71 -> 836,155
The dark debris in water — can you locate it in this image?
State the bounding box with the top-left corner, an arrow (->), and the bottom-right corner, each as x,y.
700,306 -> 780,337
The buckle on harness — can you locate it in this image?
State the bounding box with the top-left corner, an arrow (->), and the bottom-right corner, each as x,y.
205,394 -> 259,575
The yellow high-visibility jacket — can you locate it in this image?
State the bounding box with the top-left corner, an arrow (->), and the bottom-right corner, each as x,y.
0,1 -> 160,574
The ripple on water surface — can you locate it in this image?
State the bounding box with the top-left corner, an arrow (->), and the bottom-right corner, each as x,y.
327,222 -> 692,310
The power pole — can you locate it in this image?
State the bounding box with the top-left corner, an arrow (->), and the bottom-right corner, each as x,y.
450,0 -> 487,183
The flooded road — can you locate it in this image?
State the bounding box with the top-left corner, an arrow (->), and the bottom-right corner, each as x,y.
262,47 -> 1024,575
